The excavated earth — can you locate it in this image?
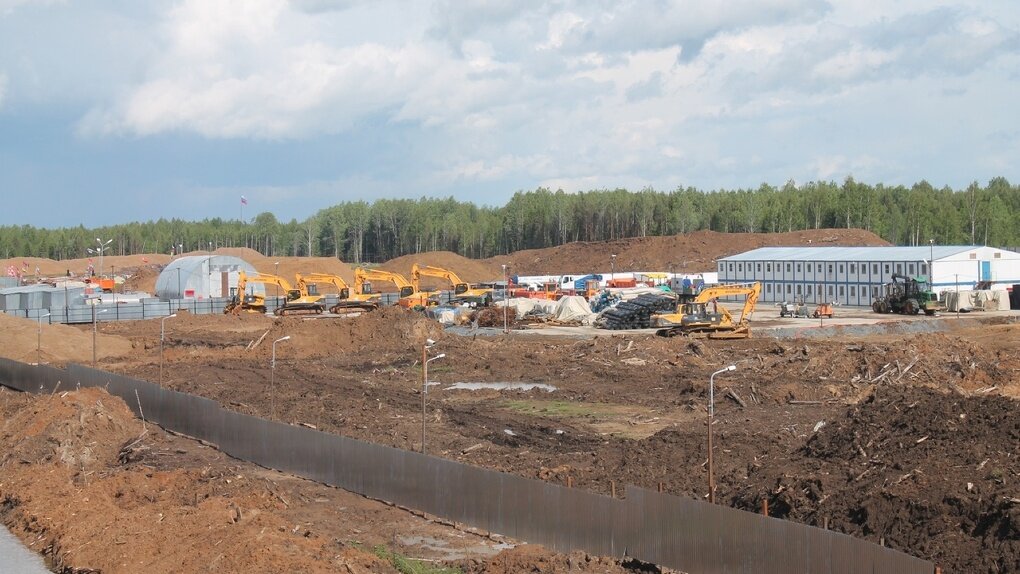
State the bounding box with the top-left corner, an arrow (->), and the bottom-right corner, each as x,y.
1,229 -> 1018,573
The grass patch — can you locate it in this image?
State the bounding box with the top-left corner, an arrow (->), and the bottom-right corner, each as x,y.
373,545 -> 461,574
503,399 -> 627,419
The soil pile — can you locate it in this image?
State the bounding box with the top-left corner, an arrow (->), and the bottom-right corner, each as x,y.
0,254 -> 172,278
0,314 -> 134,364
213,247 -> 357,287
0,388 -> 397,573
732,386 -> 1020,572
484,228 -> 890,275
454,545 -> 631,573
378,251 -> 503,284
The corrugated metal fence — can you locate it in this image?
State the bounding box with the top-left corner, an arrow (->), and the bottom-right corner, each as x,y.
0,359 -> 934,574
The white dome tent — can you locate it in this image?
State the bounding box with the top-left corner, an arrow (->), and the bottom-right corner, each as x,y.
154,255 -> 263,300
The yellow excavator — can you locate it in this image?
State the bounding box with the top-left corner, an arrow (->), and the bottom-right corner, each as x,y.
651,282 -> 761,339
353,268 -> 435,309
224,271 -> 267,314
231,272 -> 325,315
411,263 -> 493,306
296,273 -> 380,313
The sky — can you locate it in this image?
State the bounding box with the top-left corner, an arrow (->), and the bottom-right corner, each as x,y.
0,0 -> 1018,228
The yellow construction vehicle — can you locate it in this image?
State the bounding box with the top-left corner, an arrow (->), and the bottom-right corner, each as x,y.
411,263 -> 493,306
353,268 -> 435,308
297,273 -> 379,313
224,271 -> 267,314
242,272 -> 325,315
651,282 -> 761,338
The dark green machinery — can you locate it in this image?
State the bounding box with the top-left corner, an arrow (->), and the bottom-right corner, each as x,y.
872,274 -> 945,316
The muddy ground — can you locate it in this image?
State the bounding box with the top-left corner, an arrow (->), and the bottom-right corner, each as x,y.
19,307 -> 1002,573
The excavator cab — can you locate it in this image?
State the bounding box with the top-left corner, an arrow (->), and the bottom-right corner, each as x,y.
454,283 -> 470,295
675,301 -> 724,328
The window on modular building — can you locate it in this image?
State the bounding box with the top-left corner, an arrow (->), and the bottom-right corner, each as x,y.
839,285 -> 845,296
719,263 -> 724,272
908,263 -> 915,274
995,252 -> 1002,259
796,285 -> 802,294
786,263 -> 792,273
738,263 -> 743,273
921,263 -> 928,275
786,284 -> 792,294
850,264 -> 856,274
757,263 -> 762,272
828,285 -> 834,295
828,264 -> 834,274
839,264 -> 844,273
873,264 -> 879,274
862,285 -> 868,297
766,283 -> 772,293
766,263 -> 771,272
729,263 -> 734,272
807,263 -> 812,273
970,253 -> 977,259
807,285 -> 812,294
884,264 -> 890,274
797,263 -> 802,273
896,264 -> 903,274
850,286 -> 856,296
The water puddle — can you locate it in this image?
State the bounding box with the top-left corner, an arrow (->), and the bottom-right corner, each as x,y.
0,524 -> 50,573
445,382 -> 557,392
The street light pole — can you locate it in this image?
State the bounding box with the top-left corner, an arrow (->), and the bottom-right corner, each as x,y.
92,308 -> 107,368
271,336 -> 291,418
501,264 -> 509,334
95,238 -> 112,279
422,341 -> 445,455
611,254 -> 617,283
159,314 -> 177,385
37,313 -> 51,363
707,364 -> 736,504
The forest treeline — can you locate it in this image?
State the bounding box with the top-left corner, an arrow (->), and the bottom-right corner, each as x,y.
2,177 -> 1017,262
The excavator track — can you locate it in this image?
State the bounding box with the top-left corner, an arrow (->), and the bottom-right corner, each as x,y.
597,293 -> 677,330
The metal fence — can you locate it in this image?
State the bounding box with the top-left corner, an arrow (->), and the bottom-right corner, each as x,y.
0,359 -> 934,574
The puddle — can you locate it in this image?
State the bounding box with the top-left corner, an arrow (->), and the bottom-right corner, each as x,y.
0,525 -> 49,574
397,534 -> 514,561
445,382 -> 557,392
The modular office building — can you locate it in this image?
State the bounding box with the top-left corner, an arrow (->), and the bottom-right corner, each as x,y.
717,246 -> 1020,306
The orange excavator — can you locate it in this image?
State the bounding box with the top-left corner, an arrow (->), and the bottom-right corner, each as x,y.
353,268 -> 435,308
651,282 -> 761,339
296,273 -> 379,313
224,271 -> 266,314
227,272 -> 325,315
411,264 -> 493,306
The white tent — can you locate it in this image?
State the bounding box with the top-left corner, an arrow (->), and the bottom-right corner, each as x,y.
154,255 -> 262,300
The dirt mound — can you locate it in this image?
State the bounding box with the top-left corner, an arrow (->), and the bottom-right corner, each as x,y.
378,251 -> 503,285
0,254 -> 172,279
486,228 -> 890,275
246,307 -> 444,361
208,248 -> 358,294
0,314 -> 134,364
122,264 -> 163,293
454,544 -> 631,573
733,386 -> 1020,572
0,388 -> 396,573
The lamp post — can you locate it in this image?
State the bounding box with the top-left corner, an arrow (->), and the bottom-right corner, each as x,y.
92,307 -> 107,368
611,254 -> 617,282
928,239 -> 934,282
159,314 -> 177,385
37,313 -> 51,363
707,364 -> 736,503
270,336 -> 291,418
93,238 -> 113,279
422,338 -> 445,454
501,264 -> 509,334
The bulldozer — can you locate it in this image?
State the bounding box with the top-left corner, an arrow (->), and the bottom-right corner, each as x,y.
296,273 -> 379,313
872,274 -> 944,316
411,264 -> 493,307
354,268 -> 436,309
651,282 -> 761,339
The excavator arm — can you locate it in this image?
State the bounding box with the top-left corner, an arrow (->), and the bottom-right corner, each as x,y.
652,282 -> 761,338
304,272 -> 379,312
412,264 -> 469,294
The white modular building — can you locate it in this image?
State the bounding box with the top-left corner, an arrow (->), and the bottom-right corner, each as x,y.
717,246 -> 1020,306
154,255 -> 263,300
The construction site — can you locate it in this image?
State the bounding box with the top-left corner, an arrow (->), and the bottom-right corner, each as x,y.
1,229 -> 1019,573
